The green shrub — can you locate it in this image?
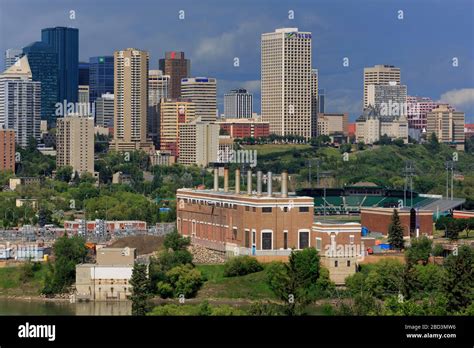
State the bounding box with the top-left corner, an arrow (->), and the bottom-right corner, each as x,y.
166,264 -> 203,298
223,256 -> 263,277
156,281 -> 174,299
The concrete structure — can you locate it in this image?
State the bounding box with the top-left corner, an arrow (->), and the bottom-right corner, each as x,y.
4,49 -> 22,70
148,69 -> 170,144
363,65 -> 401,108
159,51 -> 190,99
0,56 -> 41,147
316,113 -> 349,136
406,96 -> 438,130
96,247 -> 136,266
95,92 -> 114,128
224,89 -> 253,118
159,98 -> 196,157
178,121 -> 219,166
110,48 -> 153,152
311,69 -> 319,137
78,85 -> 90,106
56,115 -> 94,175
216,118 -> 270,139
426,104 -> 465,150
0,129 -> 15,172
16,198 -> 38,209
181,77 -> 217,122
360,208 -> 433,237
9,177 -> 42,190
356,106 -> 408,144
261,28 -> 312,138
176,169 -> 314,251
149,150 -> 176,166
367,82 -> 407,116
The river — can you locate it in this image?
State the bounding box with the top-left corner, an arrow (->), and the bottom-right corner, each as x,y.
0,298 -> 132,315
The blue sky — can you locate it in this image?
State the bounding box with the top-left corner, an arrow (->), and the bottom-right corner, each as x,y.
1,0 -> 473,122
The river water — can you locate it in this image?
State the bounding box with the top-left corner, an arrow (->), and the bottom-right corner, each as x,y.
0,298 -> 131,315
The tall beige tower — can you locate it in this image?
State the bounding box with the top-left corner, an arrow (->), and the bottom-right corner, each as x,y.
261,28 -> 312,138
56,116 -> 94,175
363,65 -> 401,108
426,104 -> 465,150
180,77 -> 217,122
111,48 -> 151,152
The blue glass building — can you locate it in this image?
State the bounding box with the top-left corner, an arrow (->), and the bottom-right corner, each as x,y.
79,62 -> 90,86
89,56 -> 114,102
22,41 -> 58,126
41,27 -> 79,104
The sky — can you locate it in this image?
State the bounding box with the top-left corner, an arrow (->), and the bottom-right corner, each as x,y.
1,0 -> 473,122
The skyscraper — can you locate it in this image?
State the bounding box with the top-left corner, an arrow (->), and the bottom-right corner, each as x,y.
56,115 -> 94,175
224,89 -> 253,118
178,121 -> 219,167
22,41 -> 58,125
148,69 -> 170,145
89,56 -> 114,102
79,62 -> 90,86
95,93 -> 114,128
181,77 -> 217,122
110,48 -> 151,152
367,82 -> 407,116
311,69 -> 319,137
261,28 -> 312,138
0,56 -> 41,147
4,49 -> 23,70
41,26 -> 79,104
318,89 -> 325,114
159,51 -> 190,99
406,96 -> 439,130
426,104 -> 465,150
363,65 -> 401,108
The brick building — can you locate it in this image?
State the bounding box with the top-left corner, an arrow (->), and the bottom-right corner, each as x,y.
216,118 -> 270,139
360,208 -> 433,237
0,129 -> 15,172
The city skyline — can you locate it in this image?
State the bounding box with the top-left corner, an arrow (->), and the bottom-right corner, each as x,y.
0,0 -> 473,122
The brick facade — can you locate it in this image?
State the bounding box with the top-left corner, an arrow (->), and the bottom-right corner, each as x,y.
360,208 -> 433,236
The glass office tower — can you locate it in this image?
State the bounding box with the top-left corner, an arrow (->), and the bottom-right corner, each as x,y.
22,41 -> 59,126
89,56 -> 114,103
41,27 -> 79,104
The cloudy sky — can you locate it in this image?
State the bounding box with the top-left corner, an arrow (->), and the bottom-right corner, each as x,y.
1,0 -> 473,122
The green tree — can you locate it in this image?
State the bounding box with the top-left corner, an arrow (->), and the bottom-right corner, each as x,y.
129,263 -> 152,316
405,236 -> 432,265
164,230 -> 191,251
443,246 -> 474,312
164,264 -> 203,298
388,209 -> 405,251
56,166 -> 73,182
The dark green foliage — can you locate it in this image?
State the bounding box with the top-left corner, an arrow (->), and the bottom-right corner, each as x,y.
223,256 -> 263,277
443,246 -> 474,312
406,236 -> 432,265
130,263 -> 152,316
56,166 -> 73,182
163,231 -> 191,251
248,301 -> 284,316
388,209 -> 405,250
163,264 -> 203,298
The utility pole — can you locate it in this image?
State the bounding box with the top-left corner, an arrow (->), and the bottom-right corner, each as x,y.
403,161 -> 415,207
445,161 -> 453,200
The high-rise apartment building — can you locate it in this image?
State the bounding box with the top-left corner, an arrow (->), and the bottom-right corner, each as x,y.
311,69 -> 319,137
426,104 -> 465,150
56,116 -> 94,175
363,65 -> 400,108
41,27 -> 79,104
159,98 -> 196,157
261,28 -> 312,138
95,92 -> 114,128
367,82 -> 407,116
224,88 -> 253,118
89,56 -> 114,102
110,48 -> 152,152
0,56 -> 41,147
4,49 -> 23,70
0,129 -> 15,172
178,121 -> 219,167
181,77 -> 217,122
406,96 -> 439,130
159,51 -> 190,99
148,69 -> 170,145
22,41 -> 58,125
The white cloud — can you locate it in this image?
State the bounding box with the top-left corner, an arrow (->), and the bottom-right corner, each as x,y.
439,88 -> 474,109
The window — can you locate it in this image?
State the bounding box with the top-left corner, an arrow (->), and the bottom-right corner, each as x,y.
232,227 -> 238,240
262,207 -> 272,213
283,232 -> 288,249
347,260 -> 351,267
252,230 -> 256,245
316,238 -> 322,251
334,260 -> 338,267
299,207 -> 309,212
245,206 -> 250,211
252,207 -> 256,212
299,231 -> 309,249
350,235 -> 354,245
283,207 -> 288,212
262,232 -> 272,250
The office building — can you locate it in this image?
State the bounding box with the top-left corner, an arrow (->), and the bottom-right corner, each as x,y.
0,129 -> 15,172
41,27 -> 79,104
159,51 -> 190,99
4,49 -> 23,70
181,77 -> 217,122
355,106 -> 408,144
78,62 -> 90,86
224,88 -> 253,118
426,104 -> 465,150
0,56 -> 41,147
318,89 -> 325,113
22,41 -> 58,125
56,115 -> 94,175
89,56 -> 114,102
406,96 -> 439,130
148,69 -> 170,144
178,121 -> 219,166
261,28 -> 312,138
110,48 -> 152,152
159,98 -> 195,156
95,92 -> 114,128
311,69 -> 319,137
367,82 -> 407,116
215,118 -> 270,138
363,65 -> 401,108
78,85 -> 90,105
316,113 -> 349,136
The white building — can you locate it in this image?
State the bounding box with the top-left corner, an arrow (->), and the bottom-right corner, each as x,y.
426,104 -> 465,151
148,69 -> 170,143
4,49 -> 22,70
95,92 -> 114,128
181,77 -> 217,122
261,28 -> 312,138
178,120 -> 219,167
367,82 -> 407,116
363,65 -> 401,108
224,88 -> 253,118
356,106 -> 408,144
